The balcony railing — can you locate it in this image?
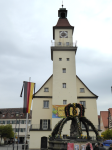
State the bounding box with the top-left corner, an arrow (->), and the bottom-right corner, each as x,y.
51,42 -> 77,47
30,124 -> 40,129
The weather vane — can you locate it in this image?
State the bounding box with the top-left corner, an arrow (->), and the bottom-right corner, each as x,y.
62,1 -> 63,8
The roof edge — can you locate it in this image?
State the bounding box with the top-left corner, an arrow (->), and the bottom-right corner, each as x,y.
76,75 -> 98,98
34,75 -> 53,96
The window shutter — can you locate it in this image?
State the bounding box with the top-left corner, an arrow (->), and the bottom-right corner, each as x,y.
40,119 -> 42,130
48,120 -> 50,130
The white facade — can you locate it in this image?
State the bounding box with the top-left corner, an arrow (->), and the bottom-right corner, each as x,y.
29,7 -> 99,149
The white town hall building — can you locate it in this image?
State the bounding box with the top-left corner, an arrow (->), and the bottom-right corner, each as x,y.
29,6 -> 100,149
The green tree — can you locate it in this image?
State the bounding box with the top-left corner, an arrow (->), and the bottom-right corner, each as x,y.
101,129 -> 112,139
0,124 -> 14,142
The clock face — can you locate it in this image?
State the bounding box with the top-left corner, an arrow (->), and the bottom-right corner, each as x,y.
60,31 -> 68,38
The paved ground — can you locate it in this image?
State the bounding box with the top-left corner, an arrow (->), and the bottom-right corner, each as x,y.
0,144 -> 28,150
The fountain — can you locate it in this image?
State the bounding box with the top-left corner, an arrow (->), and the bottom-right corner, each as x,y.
48,103 -> 101,150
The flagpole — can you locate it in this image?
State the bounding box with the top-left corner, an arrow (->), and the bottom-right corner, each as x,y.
24,77 -> 31,150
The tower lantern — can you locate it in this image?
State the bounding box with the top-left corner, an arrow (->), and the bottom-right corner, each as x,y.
58,8 -> 67,18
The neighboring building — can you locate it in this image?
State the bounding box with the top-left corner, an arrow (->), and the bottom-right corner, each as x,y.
98,115 -> 100,130
108,108 -> 112,129
29,7 -> 100,149
100,111 -> 108,132
0,108 -> 32,143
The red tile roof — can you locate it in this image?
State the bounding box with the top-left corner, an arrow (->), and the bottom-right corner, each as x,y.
53,18 -> 74,39
0,108 -> 32,119
100,111 -> 108,128
55,18 -> 72,27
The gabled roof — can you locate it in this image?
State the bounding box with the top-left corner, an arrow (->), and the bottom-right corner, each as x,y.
34,74 -> 98,98
55,18 -> 73,27
76,75 -> 98,98
100,111 -> 108,128
34,75 -> 53,96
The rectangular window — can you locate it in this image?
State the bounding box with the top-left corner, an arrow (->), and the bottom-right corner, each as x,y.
59,58 -> 62,61
66,58 -> 70,61
63,83 -> 66,88
80,88 -> 85,93
62,68 -> 66,73
20,128 -> 24,132
16,120 -> 20,124
15,128 -> 19,132
58,42 -> 61,46
80,101 -> 86,108
44,88 -> 49,92
42,120 -> 48,130
63,100 -> 67,105
3,121 -> 5,124
66,42 -> 69,46
12,120 -> 15,124
21,120 -> 24,124
7,121 -> 10,124
43,101 -> 49,108
28,120 -> 31,124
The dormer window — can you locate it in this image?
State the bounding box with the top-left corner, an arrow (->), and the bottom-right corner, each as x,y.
2,114 -> 5,117
11,114 -> 14,117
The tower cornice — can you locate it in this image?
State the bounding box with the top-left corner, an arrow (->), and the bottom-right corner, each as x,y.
51,46 -> 77,61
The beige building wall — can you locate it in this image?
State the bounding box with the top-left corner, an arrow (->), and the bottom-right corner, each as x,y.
30,131 -> 51,149
31,98 -> 52,125
34,76 -> 53,97
30,27 -> 99,149
55,29 -> 73,43
52,51 -> 77,105
30,74 -> 99,149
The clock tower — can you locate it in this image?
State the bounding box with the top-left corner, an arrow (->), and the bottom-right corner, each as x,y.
51,7 -> 77,130
29,6 -> 100,149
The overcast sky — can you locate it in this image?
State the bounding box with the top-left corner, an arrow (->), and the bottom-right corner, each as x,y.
0,0 -> 112,115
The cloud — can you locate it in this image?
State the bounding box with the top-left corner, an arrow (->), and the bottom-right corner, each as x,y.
0,0 -> 112,115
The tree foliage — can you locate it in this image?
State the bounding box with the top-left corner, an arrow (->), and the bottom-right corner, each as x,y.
101,129 -> 112,139
0,124 -> 14,140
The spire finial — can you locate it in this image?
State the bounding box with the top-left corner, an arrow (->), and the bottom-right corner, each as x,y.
62,1 -> 63,8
